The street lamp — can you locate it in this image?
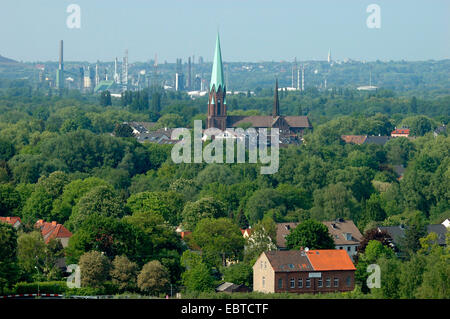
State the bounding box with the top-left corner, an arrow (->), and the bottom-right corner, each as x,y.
34,266 -> 40,297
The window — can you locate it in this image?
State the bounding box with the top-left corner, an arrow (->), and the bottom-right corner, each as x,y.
334,278 -> 339,287
260,261 -> 263,269
278,278 -> 283,289
306,279 -> 311,288
346,276 -> 352,287
262,276 -> 265,288
326,277 -> 331,287
298,278 -> 303,288
264,262 -> 267,269
290,278 -> 295,288
318,279 -> 323,288
347,246 -> 350,252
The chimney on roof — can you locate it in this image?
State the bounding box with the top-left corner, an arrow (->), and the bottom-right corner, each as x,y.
300,246 -> 305,256
52,221 -> 57,226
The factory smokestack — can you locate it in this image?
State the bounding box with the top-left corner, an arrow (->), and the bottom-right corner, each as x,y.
59,40 -> 64,70
56,40 -> 64,89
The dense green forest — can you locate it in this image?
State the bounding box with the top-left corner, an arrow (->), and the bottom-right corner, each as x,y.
0,82 -> 448,298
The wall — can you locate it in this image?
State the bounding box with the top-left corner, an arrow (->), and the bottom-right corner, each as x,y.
253,253 -> 275,293
274,270 -> 355,294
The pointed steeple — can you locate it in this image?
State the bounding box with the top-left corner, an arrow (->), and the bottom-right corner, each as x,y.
273,78 -> 280,117
210,33 -> 225,93
207,33 -> 227,130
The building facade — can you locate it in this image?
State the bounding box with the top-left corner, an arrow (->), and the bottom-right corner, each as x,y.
253,249 -> 356,294
275,220 -> 363,260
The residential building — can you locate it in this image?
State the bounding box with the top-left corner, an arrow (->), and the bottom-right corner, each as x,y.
0,216 -> 21,229
124,121 -> 157,135
323,219 -> 363,260
275,220 -> 363,260
253,249 -> 355,294
240,228 -> 253,238
35,220 -> 72,248
378,224 -> 448,250
341,135 -> 391,146
433,125 -> 446,137
276,222 -> 299,249
135,128 -> 179,144
391,128 -> 410,137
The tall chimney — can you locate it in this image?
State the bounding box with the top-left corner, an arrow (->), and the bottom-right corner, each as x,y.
59,40 -> 63,70
188,56 -> 192,90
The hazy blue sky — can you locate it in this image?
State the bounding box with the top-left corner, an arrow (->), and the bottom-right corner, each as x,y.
0,0 -> 449,63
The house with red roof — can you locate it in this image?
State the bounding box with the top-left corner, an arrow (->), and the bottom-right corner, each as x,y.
253,248 -> 355,294
240,228 -> 253,238
0,216 -> 21,229
35,220 -> 72,248
391,128 -> 410,137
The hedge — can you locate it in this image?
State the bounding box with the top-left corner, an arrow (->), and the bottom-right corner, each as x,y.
14,281 -> 67,294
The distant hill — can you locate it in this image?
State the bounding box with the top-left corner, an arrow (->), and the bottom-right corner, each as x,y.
0,55 -> 19,65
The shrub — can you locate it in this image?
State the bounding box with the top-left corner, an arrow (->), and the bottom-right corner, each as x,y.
14,281 -> 67,294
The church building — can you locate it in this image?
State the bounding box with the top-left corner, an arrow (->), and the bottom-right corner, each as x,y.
206,33 -> 313,140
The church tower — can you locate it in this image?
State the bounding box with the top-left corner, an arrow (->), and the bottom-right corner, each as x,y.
207,33 -> 227,130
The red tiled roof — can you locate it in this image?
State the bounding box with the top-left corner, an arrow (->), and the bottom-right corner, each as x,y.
0,216 -> 21,226
306,250 -> 356,271
391,129 -> 410,135
35,220 -> 72,244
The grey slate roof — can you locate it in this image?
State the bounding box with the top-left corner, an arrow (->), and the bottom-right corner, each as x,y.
379,224 -> 448,247
226,115 -> 312,129
426,224 -> 448,246
364,136 -> 392,145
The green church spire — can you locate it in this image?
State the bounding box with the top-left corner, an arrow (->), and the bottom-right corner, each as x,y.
210,33 -> 225,92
